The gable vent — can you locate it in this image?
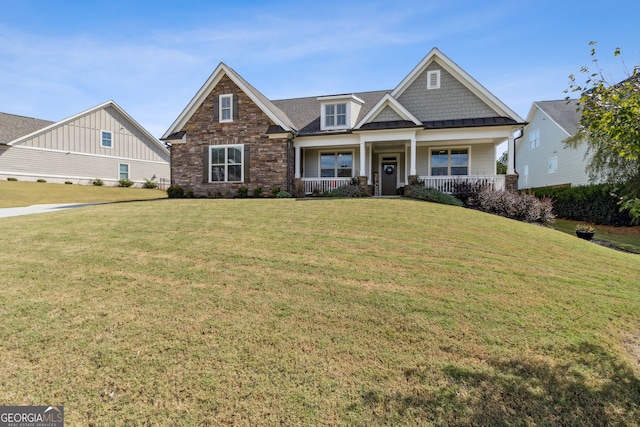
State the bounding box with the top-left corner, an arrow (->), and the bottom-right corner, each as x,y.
427,70 -> 441,90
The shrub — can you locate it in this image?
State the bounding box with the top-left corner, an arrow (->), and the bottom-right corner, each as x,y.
118,179 -> 134,187
185,189 -> 195,198
142,178 -> 158,189
7,177 -> 17,181
452,179 -> 491,206
167,185 -> 185,198
253,186 -> 263,197
326,183 -> 368,198
530,184 -> 632,226
476,189 -> 555,224
37,179 -> 47,183
405,185 -> 464,207
275,191 -> 292,198
237,185 -> 248,198
271,187 -> 281,197
92,178 -> 103,186
64,181 -> 73,185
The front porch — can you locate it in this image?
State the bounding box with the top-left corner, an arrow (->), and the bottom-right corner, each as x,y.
293,126 -> 519,196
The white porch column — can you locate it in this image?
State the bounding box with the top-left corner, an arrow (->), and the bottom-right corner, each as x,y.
295,145 -> 301,179
410,135 -> 417,176
507,134 -> 515,175
359,140 -> 366,178
367,143 -> 372,185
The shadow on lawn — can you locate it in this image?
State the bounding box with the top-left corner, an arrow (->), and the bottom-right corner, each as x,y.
355,342 -> 640,426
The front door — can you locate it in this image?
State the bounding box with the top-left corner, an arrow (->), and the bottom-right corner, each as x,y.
381,161 -> 398,196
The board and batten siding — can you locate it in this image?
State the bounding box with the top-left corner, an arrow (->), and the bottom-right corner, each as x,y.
517,107 -> 591,189
18,105 -> 168,163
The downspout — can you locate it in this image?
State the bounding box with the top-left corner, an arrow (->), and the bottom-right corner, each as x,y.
512,127 -> 524,176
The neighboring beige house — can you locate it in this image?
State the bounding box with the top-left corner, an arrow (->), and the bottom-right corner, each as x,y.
0,100 -> 170,187
163,48 -> 525,197
517,100 -> 592,189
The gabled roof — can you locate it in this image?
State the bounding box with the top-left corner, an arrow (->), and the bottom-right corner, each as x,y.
5,100 -> 168,154
271,90 -> 389,135
392,47 -> 524,123
0,112 -> 54,145
355,93 -> 422,128
528,100 -> 582,137
162,63 -> 295,140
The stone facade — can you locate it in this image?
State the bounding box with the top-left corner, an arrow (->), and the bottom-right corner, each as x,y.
171,76 -> 292,197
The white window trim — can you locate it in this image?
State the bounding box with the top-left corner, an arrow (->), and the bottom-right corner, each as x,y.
428,146 -> 471,176
321,103 -> 349,130
219,94 -> 233,123
319,150 -> 354,178
118,163 -> 130,180
427,70 -> 441,90
529,129 -> 540,149
209,144 -> 244,183
548,156 -> 558,174
101,130 -> 113,148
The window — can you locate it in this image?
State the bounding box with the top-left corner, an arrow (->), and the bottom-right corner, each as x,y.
548,157 -> 558,174
529,129 -> 540,149
431,148 -> 468,176
427,70 -> 441,89
119,163 -> 129,180
324,103 -> 347,128
219,94 -> 233,122
210,144 -> 243,182
101,131 -> 112,148
320,152 -> 352,177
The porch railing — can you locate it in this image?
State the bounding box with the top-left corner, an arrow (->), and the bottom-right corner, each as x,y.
301,177 -> 352,194
417,175 -> 505,193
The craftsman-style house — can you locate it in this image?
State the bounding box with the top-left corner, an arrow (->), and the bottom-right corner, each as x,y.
162,48 -> 524,197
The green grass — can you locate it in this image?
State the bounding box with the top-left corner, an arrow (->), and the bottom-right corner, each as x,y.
1,198 -> 639,425
0,180 -> 167,208
552,218 -> 640,254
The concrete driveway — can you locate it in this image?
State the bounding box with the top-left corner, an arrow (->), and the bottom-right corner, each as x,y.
0,203 -> 104,218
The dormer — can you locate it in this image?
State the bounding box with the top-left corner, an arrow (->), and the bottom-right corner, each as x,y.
318,94 -> 364,131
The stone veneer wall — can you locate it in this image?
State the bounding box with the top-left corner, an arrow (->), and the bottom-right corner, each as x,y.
171,75 -> 292,197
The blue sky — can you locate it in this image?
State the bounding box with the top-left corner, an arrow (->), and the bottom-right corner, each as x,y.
1,0 -> 639,142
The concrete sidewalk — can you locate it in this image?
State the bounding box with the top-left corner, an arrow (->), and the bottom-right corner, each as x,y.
0,203 -> 104,218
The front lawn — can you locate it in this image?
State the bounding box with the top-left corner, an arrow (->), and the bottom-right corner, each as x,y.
0,180 -> 166,208
0,199 -> 638,425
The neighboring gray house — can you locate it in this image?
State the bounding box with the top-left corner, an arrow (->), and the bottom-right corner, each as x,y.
163,48 -> 525,197
517,100 -> 593,189
0,100 -> 169,187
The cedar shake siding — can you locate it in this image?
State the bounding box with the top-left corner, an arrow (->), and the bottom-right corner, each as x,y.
171,75 -> 292,197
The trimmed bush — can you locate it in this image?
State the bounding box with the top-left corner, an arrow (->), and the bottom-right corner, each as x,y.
7,177 -> 17,181
405,185 -> 464,207
237,185 -> 248,198
64,181 -> 73,185
275,191 -> 292,198
92,178 -> 103,186
326,183 -> 368,198
531,184 -> 632,226
167,185 -> 185,198
36,179 -> 47,183
476,189 -> 555,224
118,179 -> 134,187
271,187 -> 281,197
142,178 -> 158,189
253,186 -> 263,197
